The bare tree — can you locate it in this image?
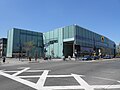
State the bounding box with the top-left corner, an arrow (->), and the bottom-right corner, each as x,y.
23,41 -> 34,58
116,43 -> 120,57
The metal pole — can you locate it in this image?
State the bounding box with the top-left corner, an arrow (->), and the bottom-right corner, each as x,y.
19,40 -> 21,61
19,31 -> 21,61
73,41 -> 75,57
18,40 -> 20,61
43,34 -> 46,59
93,37 -> 96,56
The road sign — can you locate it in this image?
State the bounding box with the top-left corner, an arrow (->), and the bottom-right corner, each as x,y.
101,36 -> 104,42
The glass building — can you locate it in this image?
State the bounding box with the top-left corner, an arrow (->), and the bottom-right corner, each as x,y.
44,25 -> 116,58
0,38 -> 7,57
7,28 -> 43,58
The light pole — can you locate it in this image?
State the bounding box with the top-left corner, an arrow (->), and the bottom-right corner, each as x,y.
43,34 -> 47,59
93,37 -> 96,56
19,37 -> 21,61
35,41 -> 43,59
18,43 -> 22,61
73,41 -> 75,57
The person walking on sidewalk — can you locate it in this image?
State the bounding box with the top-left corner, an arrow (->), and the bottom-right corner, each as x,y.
35,52 -> 38,61
29,56 -> 31,61
74,50 -> 78,60
2,56 -> 6,63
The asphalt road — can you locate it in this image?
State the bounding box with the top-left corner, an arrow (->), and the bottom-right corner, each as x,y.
0,59 -> 120,90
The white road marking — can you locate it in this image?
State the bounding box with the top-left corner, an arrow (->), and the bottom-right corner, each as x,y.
47,74 -> 84,78
72,74 -> 94,90
4,71 -> 18,72
26,70 -> 45,72
0,70 -> 38,90
18,74 -> 84,78
4,70 -> 45,73
17,67 -> 28,69
43,86 -> 83,89
118,81 -> 120,83
18,75 -> 41,78
93,85 -> 120,89
43,85 -> 120,90
93,76 -> 120,83
0,67 -> 120,90
12,67 -> 30,76
0,69 -> 6,71
36,70 -> 49,88
18,75 -> 83,78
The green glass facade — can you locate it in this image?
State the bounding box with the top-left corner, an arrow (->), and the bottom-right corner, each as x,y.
44,25 -> 116,58
75,25 -> 116,56
6,25 -> 116,58
7,28 -> 43,58
44,28 -> 63,58
0,38 -> 7,57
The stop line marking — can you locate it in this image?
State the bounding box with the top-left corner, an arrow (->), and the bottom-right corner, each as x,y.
0,67 -> 120,90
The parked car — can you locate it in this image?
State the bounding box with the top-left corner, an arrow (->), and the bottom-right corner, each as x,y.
82,55 -> 92,61
115,56 -> 120,58
91,56 -> 100,60
103,55 -> 112,59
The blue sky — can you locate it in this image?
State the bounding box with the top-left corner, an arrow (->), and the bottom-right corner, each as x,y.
0,0 -> 120,44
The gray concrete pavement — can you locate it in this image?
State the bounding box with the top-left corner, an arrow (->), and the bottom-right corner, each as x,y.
0,57 -> 120,66
0,58 -> 63,66
0,58 -> 120,90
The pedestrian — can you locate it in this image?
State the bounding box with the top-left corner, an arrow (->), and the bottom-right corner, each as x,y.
49,55 -> 51,60
74,50 -> 77,60
29,56 -> 31,61
68,56 -> 71,60
63,56 -> 66,61
2,56 -> 6,63
0,57 -> 2,64
35,54 -> 37,61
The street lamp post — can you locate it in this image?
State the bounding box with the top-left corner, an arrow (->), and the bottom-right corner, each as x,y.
43,34 -> 47,59
93,37 -> 96,56
19,43 -> 22,61
73,40 -> 75,57
19,32 -> 22,61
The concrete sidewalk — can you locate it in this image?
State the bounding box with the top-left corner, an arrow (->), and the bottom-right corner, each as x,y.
0,57 -> 119,66
0,58 -> 63,66
0,58 -> 28,66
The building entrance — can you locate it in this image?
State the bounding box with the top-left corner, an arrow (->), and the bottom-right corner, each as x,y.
63,41 -> 73,58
